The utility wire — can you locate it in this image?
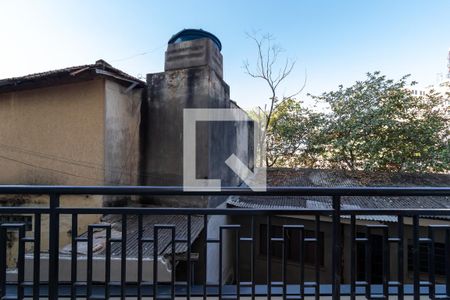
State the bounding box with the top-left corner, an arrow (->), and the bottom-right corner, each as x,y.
0,143 -> 152,178
0,142 -> 100,168
0,154 -> 103,183
110,44 -> 166,63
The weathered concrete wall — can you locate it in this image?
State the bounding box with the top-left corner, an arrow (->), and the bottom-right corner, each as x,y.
146,67 -> 221,187
103,79 -> 143,206
143,35 -> 255,283
165,38 -> 223,79
145,57 -> 254,283
145,67 -> 213,207
144,65 -> 253,208
206,106 -> 251,280
207,101 -> 253,208
0,79 -> 106,265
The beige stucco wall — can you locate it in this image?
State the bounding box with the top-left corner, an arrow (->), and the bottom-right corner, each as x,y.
0,79 -> 105,185
0,79 -> 107,265
103,79 -> 143,206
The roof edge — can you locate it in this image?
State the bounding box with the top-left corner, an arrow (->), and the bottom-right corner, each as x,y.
0,60 -> 146,94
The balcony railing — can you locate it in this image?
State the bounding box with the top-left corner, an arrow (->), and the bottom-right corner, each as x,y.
0,185 -> 449,299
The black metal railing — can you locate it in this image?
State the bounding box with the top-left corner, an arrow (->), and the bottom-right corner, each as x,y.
0,185 -> 449,299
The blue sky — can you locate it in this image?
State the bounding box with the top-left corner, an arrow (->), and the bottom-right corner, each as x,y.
1,0 -> 449,109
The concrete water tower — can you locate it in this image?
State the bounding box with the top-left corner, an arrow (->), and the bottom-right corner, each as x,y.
165,29 -> 223,78
143,29 -> 251,207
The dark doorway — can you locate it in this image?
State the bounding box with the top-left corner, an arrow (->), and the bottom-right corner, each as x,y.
356,234 -> 383,283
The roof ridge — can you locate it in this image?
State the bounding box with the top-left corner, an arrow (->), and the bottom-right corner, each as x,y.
0,59 -> 145,91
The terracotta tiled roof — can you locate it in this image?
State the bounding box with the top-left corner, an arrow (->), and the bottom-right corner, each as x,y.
0,59 -> 145,92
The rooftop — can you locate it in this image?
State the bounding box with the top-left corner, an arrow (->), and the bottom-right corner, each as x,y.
227,168 -> 450,222
61,214 -> 204,259
0,59 -> 146,93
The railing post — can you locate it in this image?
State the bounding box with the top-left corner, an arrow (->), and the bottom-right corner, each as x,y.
332,196 -> 341,299
398,216 -> 404,300
0,226 -> 6,298
48,193 -> 60,300
413,215 -> 419,300
446,228 -> 450,297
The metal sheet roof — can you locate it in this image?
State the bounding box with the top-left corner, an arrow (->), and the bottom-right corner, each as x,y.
62,214 -> 204,258
227,169 -> 450,222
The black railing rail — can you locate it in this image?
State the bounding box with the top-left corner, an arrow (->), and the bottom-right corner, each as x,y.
0,185 -> 449,196
0,185 -> 449,300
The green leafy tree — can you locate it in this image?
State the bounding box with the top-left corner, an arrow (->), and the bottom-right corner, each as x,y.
310,72 -> 449,172
265,99 -> 326,167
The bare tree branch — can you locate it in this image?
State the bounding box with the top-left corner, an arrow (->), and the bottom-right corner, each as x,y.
275,68 -> 308,109
243,32 -> 307,167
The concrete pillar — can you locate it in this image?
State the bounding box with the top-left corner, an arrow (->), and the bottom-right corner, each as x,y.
143,36 -> 251,208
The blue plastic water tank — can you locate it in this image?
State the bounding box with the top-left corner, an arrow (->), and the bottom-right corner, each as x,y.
168,29 -> 222,51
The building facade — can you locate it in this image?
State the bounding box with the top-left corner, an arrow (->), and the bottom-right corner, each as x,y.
0,30 -> 254,283
228,168 -> 450,285
0,60 -> 145,264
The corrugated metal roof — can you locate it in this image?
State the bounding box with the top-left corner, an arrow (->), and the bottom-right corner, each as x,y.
62,214 -> 204,258
227,169 -> 450,222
